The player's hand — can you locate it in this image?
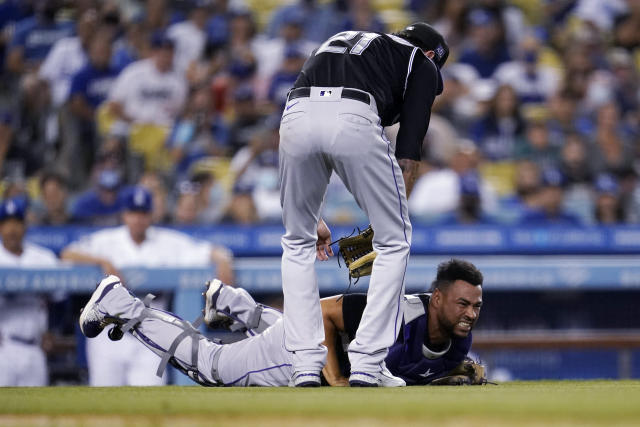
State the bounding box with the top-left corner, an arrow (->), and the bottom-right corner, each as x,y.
316,218 -> 333,261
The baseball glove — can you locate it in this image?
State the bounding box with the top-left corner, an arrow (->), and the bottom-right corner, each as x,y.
429,358 -> 489,386
337,225 -> 376,279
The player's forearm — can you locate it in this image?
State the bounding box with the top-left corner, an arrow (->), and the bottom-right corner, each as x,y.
210,247 -> 235,284
398,158 -> 419,198
320,297 -> 348,386
60,250 -> 110,269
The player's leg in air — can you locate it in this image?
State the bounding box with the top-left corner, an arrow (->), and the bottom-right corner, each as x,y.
203,279 -> 282,338
79,276 -> 293,386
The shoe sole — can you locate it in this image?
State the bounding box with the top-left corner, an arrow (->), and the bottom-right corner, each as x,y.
79,275 -> 122,337
203,279 -> 223,326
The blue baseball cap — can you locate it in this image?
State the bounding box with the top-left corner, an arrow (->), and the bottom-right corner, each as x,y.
0,196 -> 27,222
124,186 -> 153,213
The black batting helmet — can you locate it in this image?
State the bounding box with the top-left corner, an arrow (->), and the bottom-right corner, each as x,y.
394,22 -> 449,69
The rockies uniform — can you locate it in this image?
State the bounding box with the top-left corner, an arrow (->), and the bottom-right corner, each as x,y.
0,198 -> 58,386
278,24 -> 448,385
80,278 -> 470,386
63,187 -> 217,386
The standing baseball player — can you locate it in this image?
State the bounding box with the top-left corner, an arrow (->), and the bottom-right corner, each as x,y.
279,23 -> 449,386
79,258 -> 483,386
0,197 -> 58,386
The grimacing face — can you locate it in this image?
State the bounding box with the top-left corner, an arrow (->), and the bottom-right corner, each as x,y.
434,279 -> 483,338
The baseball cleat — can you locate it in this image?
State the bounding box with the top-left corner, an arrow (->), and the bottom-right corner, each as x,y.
289,371 -> 321,387
203,279 -> 229,327
349,364 -> 406,387
79,275 -> 124,338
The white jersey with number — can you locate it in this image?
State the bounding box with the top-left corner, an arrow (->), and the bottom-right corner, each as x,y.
108,59 -> 187,127
0,242 -> 58,386
66,225 -> 213,386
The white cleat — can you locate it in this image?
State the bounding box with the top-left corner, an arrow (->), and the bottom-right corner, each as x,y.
79,275 -> 123,338
289,371 -> 321,387
349,363 -> 406,387
203,279 -> 227,327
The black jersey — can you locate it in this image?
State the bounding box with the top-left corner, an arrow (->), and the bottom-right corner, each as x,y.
340,293 -> 471,385
293,31 -> 443,161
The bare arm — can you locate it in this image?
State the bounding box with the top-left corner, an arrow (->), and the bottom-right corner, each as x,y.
398,158 -> 419,198
210,246 -> 235,284
107,101 -> 132,123
320,296 -> 349,386
60,249 -> 122,277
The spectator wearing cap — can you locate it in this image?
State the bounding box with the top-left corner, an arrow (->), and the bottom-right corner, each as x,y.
593,173 -> 624,224
61,185 -> 235,386
457,8 -> 511,78
70,169 -> 123,226
493,34 -> 562,105
0,196 -> 58,387
107,31 -> 187,127
518,167 -> 581,225
437,171 -> 498,225
167,0 -> 211,75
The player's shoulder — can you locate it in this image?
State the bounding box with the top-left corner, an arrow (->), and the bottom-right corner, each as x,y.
403,292 -> 430,323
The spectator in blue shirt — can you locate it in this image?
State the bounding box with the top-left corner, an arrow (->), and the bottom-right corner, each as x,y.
265,0 -> 342,43
438,171 -> 498,225
593,173 -> 624,224
71,169 -> 124,226
6,0 -> 74,74
457,8 -> 511,78
267,45 -> 307,111
519,167 -> 582,226
69,30 -> 120,115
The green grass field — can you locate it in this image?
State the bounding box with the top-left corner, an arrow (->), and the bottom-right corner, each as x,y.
2,381 -> 640,426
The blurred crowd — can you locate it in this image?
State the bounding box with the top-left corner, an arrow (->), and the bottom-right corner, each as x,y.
0,0 -> 638,227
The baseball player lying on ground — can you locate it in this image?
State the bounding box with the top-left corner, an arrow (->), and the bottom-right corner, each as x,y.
79,258 -> 483,387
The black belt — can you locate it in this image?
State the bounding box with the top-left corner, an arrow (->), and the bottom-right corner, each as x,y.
288,87 -> 371,105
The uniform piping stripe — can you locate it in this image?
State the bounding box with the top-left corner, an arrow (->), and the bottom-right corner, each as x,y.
226,363 -> 292,386
380,123 -> 410,340
403,48 -> 418,98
